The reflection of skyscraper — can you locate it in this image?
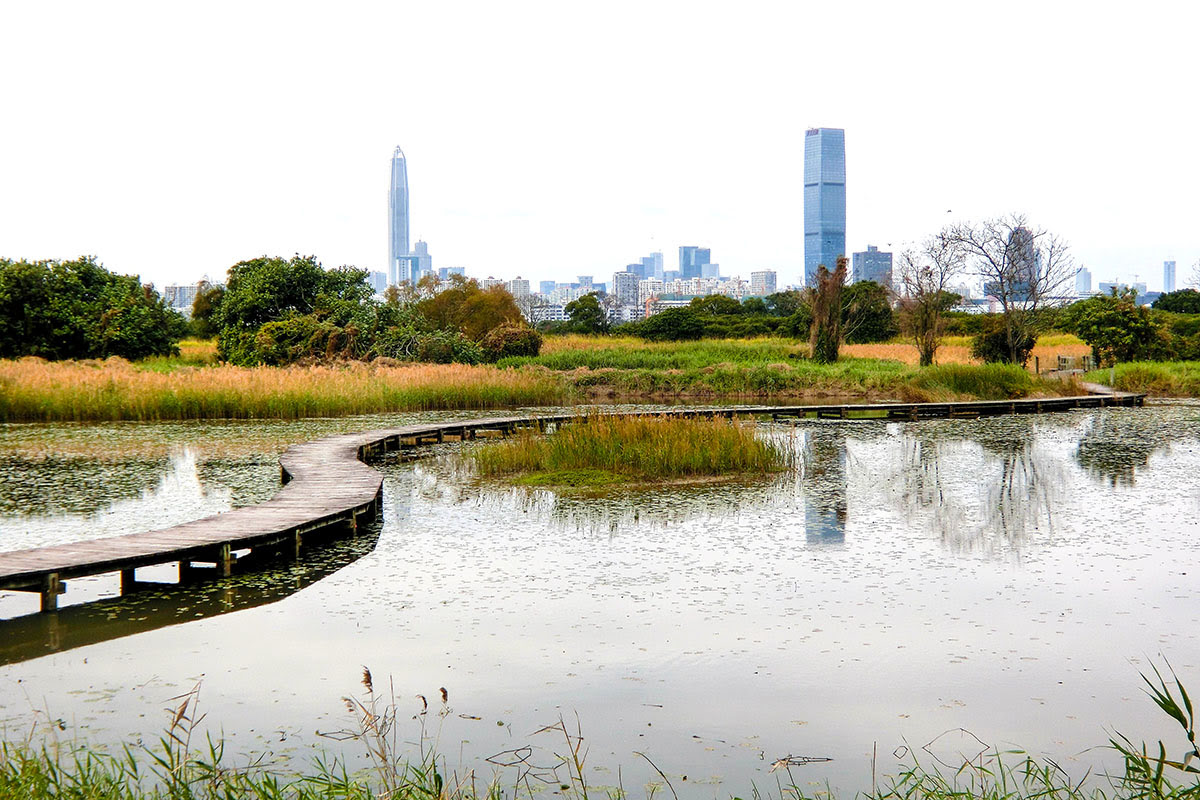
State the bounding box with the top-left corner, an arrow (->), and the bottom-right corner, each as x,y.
803,127 -> 846,288
388,146 -> 410,286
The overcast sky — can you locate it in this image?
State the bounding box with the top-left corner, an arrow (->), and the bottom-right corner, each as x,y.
2,1 -> 1198,292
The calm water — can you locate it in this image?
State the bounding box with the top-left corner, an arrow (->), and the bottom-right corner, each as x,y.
1,404 -> 1198,796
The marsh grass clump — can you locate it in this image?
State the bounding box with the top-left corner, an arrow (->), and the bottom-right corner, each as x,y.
472,414 -> 793,487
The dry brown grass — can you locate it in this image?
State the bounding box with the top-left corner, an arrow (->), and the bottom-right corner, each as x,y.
0,357 -> 571,422
843,334 -> 1090,368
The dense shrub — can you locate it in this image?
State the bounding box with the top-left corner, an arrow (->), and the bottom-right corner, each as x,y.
480,323 -> 543,361
0,256 -> 186,360
971,317 -> 1036,365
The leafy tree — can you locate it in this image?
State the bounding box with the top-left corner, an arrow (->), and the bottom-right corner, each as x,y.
895,232 -> 967,366
0,256 -> 186,360
637,307 -> 705,341
1066,289 -> 1168,366
971,316 -> 1036,365
190,280 -> 224,339
841,280 -> 896,344
215,254 -> 376,364
689,294 -> 743,316
808,257 -> 847,363
1152,289 -> 1200,314
741,297 -> 769,315
563,292 -> 609,334
416,276 -> 523,341
765,290 -> 806,317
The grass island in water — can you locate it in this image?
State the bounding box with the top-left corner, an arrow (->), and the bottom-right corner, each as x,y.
472,414 -> 794,489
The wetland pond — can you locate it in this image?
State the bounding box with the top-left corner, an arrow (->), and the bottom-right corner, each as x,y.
0,403 -> 1198,796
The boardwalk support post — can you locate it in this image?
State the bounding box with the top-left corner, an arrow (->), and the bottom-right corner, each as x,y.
41,573 -> 62,612
120,568 -> 136,594
218,544 -> 232,577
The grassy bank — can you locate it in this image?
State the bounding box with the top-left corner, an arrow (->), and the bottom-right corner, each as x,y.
473,414 -> 793,487
1083,361 -> 1200,396
0,339 -> 1086,423
0,358 -> 571,422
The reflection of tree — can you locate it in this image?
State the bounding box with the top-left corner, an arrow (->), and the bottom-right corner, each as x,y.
1074,411 -> 1170,487
879,418 -> 1071,558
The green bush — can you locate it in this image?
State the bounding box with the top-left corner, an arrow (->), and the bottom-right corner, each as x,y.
480,323 -> 542,361
971,318 -> 1036,365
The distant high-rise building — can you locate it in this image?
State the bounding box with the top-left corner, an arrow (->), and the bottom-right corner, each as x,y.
679,246 -> 711,280
507,276 -> 530,297
641,251 -> 664,280
750,270 -> 777,297
539,280 -> 556,295
388,146 -> 410,286
438,266 -> 465,282
1076,267 -> 1092,296
578,276 -> 594,291
612,271 -> 640,305
1164,261 -> 1177,293
409,240 -> 433,284
803,128 -> 846,287
368,271 -> 388,295
164,284 -> 201,315
851,246 -> 893,287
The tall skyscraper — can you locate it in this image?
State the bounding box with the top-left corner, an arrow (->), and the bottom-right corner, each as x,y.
679,246 -> 711,280
1164,261 -> 1177,293
1076,267 -> 1092,296
641,251 -> 664,280
852,245 -> 893,287
388,146 -> 410,286
803,128 -> 846,287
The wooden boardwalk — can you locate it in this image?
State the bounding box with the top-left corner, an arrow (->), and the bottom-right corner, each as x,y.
0,392 -> 1145,614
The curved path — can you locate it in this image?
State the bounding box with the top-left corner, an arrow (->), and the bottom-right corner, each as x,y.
0,394 -> 1144,613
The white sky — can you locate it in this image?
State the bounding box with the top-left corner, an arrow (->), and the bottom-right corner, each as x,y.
2,1 -> 1198,292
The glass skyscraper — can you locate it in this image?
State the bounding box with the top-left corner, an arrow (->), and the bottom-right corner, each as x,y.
388,146 -> 410,286
803,128 -> 846,287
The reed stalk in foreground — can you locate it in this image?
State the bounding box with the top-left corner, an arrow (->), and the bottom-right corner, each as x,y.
473,414 -> 793,486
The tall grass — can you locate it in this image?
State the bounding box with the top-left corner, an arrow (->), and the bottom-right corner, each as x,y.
502,336 -> 804,370
1083,361 -> 1200,396
902,363 -> 1080,401
0,358 -> 572,422
474,414 -> 793,482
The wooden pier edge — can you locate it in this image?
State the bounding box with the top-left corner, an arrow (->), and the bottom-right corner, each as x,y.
0,391 -> 1145,613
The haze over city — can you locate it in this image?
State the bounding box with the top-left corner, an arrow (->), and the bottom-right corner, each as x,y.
2,1 -> 1198,291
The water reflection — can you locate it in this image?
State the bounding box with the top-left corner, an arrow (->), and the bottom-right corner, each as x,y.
0,448 -> 277,553
0,526 -> 381,666
1074,410 -> 1176,487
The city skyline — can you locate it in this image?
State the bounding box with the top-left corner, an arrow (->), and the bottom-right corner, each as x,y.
2,3 -> 1199,292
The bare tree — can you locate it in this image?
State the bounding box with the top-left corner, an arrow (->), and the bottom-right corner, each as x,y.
808,256 -> 847,363
514,292 -> 549,324
948,214 -> 1074,364
895,230 -> 966,366
1190,258 -> 1200,290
